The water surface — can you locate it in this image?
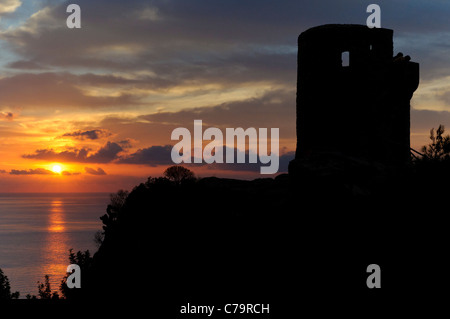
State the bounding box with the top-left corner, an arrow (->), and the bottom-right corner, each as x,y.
0,193 -> 110,298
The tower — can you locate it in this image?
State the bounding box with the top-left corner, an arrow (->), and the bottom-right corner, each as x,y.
292,24 -> 419,165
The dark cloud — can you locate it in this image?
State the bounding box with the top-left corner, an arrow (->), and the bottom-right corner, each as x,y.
0,111 -> 15,121
8,168 -> 81,176
88,142 -> 124,163
4,1 -> 448,61
116,139 -> 134,149
22,141 -> 124,163
61,129 -> 112,140
201,148 -> 294,174
0,169 -> 7,174
84,167 -> 107,175
117,142 -> 293,174
118,145 -> 173,166
9,168 -> 56,175
22,148 -> 89,162
62,171 -> 81,176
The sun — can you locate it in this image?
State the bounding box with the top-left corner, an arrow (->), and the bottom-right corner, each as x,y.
52,165 -> 62,174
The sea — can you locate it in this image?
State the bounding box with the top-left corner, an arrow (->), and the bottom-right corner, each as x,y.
0,193 -> 111,298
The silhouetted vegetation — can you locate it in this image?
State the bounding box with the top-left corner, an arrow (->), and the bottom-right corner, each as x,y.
100,189 -> 129,234
50,165 -> 289,306
420,125 -> 450,161
60,249 -> 92,300
0,268 -> 19,300
93,230 -> 104,248
37,275 -> 59,300
163,165 -> 195,184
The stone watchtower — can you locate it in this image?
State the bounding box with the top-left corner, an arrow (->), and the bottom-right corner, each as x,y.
291,24 -> 419,167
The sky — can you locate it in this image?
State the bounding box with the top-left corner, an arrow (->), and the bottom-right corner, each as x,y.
0,0 -> 449,192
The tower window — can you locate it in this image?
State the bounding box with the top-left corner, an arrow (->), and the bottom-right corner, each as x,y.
341,51 -> 350,67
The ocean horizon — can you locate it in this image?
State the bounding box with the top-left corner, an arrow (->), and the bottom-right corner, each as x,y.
0,192 -> 111,298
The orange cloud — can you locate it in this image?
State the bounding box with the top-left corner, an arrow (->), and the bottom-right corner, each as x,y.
9,168 -> 56,175
0,111 -> 15,121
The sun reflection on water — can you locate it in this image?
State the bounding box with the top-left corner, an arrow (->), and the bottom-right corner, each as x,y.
48,200 -> 65,233
41,199 -> 70,292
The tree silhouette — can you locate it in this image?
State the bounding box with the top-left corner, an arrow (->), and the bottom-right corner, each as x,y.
100,189 -> 129,233
94,230 -> 104,247
109,189 -> 129,211
163,165 -> 195,184
37,275 -> 59,299
60,249 -> 92,299
421,125 -> 450,161
0,268 -> 19,299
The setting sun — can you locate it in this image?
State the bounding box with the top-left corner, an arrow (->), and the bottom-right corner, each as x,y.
52,165 -> 62,174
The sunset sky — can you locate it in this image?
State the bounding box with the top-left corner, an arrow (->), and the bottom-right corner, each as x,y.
1,0 -> 450,192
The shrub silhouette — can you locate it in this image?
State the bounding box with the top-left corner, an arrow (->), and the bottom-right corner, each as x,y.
0,268 -> 19,299
67,172 -> 291,306
420,125 -> 450,161
37,275 -> 59,299
163,165 -> 195,184
60,249 -> 92,299
100,189 -> 129,233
